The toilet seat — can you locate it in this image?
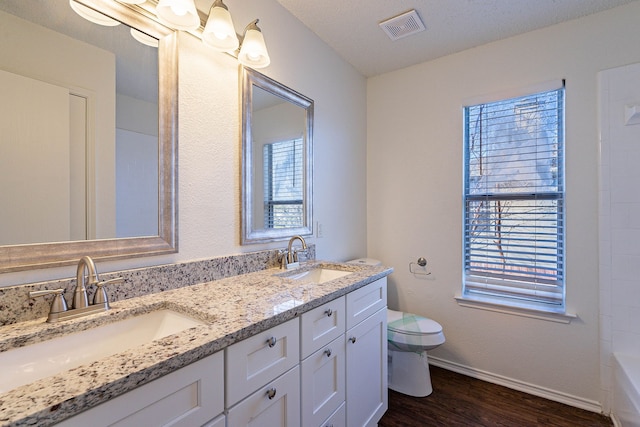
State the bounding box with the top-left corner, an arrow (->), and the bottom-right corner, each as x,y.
387,309 -> 445,352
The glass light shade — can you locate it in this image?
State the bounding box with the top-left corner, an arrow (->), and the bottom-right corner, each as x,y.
117,0 -> 146,4
69,0 -> 120,26
238,26 -> 270,69
202,4 -> 239,52
130,28 -> 159,47
156,0 -> 200,31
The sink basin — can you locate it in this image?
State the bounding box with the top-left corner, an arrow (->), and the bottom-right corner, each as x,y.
285,268 -> 352,284
0,309 -> 205,393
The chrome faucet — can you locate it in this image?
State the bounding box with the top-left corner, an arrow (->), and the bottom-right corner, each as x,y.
281,235 -> 308,269
28,256 -> 123,323
74,255 -> 98,309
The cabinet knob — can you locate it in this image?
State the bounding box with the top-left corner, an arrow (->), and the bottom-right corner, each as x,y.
349,336 -> 357,344
324,348 -> 332,357
266,387 -> 277,400
267,336 -> 277,348
324,308 -> 333,317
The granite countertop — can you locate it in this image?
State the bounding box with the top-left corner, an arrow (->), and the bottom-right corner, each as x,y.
0,261 -> 392,426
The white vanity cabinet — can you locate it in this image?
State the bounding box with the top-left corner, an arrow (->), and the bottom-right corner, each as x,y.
345,277 -> 388,427
225,317 -> 300,426
322,402 -> 346,427
226,366 -> 300,427
54,276 -> 387,427
300,296 -> 345,359
300,278 -> 388,427
300,297 -> 346,426
57,351 -> 224,427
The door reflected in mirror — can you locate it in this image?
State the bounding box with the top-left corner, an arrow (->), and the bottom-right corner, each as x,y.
0,0 -> 158,245
242,68 -> 313,244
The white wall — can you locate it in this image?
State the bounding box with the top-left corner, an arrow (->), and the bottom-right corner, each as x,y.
598,61 -> 640,413
367,1 -> 640,410
0,0 -> 367,286
0,10 -> 116,245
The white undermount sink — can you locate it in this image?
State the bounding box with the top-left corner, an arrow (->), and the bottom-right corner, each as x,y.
285,268 -> 352,284
0,309 -> 205,394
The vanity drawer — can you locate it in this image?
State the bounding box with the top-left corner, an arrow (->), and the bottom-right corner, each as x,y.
58,351 -> 224,427
346,277 -> 387,330
227,366 -> 300,427
300,296 -> 345,358
226,317 -> 300,406
301,334 -> 346,427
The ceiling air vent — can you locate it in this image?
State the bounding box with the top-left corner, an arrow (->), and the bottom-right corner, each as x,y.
379,9 -> 426,41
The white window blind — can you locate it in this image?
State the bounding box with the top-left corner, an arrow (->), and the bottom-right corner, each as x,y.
263,138 -> 304,229
463,86 -> 565,309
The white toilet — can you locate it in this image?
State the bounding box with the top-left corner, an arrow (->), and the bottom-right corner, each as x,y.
387,308 -> 445,397
347,258 -> 446,397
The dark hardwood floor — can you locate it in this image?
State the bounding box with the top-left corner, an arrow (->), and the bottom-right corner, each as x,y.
379,366 -> 613,427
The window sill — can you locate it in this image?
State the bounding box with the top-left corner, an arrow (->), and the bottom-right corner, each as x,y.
454,294 -> 577,324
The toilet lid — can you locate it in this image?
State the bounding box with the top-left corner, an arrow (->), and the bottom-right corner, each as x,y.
387,310 -> 442,335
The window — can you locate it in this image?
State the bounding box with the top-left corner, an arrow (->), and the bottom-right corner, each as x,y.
263,138 -> 304,229
463,86 -> 565,311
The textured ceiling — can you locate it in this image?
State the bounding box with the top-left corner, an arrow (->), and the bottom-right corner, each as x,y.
275,0 -> 638,77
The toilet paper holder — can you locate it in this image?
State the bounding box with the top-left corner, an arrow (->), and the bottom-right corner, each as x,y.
409,257 -> 431,276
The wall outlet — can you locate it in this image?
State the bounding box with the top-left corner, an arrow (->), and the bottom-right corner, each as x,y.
316,222 -> 324,238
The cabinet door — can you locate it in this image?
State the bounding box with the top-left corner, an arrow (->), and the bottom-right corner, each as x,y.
300,296 -> 345,358
346,308 -> 388,427
321,402 -> 346,427
227,366 -> 300,427
346,278 -> 387,330
226,317 -> 300,406
202,414 -> 225,427
301,335 -> 346,426
58,352 -> 224,427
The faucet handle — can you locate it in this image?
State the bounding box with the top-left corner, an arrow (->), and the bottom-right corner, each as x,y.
292,248 -> 309,263
29,289 -> 69,317
92,277 -> 124,308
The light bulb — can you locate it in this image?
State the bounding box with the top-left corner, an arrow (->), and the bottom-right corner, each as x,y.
202,0 -> 239,52
170,5 -> 187,16
69,0 -> 120,26
156,0 -> 199,31
238,21 -> 270,68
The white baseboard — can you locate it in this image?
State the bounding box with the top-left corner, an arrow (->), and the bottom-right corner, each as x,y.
611,414 -> 622,427
428,356 -> 609,417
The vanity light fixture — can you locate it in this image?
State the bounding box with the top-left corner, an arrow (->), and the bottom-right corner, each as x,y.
77,0 -> 271,68
69,0 -> 120,26
237,19 -> 271,68
202,0 -> 271,69
155,0 -> 200,31
202,0 -> 239,52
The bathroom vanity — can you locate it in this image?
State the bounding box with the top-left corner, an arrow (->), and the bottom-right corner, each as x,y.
0,262 -> 391,426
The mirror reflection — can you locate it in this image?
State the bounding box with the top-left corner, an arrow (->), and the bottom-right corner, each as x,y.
0,0 -> 177,272
242,68 -> 314,244
0,0 -> 158,245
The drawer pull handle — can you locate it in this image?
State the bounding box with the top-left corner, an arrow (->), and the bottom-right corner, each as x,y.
267,336 -> 277,348
349,336 -> 357,344
266,388 -> 277,400
325,308 -> 333,317
324,348 -> 332,357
